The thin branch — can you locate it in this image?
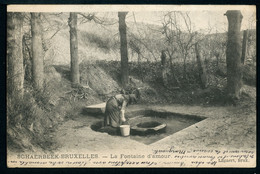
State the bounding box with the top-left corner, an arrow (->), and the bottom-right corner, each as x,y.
77,12 -> 118,26
77,12 -> 95,21
128,31 -> 158,61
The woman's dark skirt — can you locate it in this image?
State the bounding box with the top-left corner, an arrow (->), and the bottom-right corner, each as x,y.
104,97 -> 122,128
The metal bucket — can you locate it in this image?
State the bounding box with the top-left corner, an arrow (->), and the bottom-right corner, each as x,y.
120,125 -> 130,136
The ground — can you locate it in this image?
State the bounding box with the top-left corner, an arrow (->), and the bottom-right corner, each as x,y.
52,90 -> 255,153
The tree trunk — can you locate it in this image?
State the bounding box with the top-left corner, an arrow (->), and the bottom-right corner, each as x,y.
225,10 -> 243,100
68,12 -> 80,85
23,34 -> 32,82
169,55 -> 180,88
137,53 -> 144,82
195,43 -> 208,89
215,52 -> 219,69
118,12 -> 129,88
183,55 -> 187,80
161,50 -> 168,86
31,13 -> 44,89
241,29 -> 248,65
7,12 -> 24,101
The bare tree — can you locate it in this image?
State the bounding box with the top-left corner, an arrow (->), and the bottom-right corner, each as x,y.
118,12 -> 129,88
160,50 -> 170,87
31,13 -> 44,89
68,12 -> 80,85
128,12 -> 161,62
162,12 -> 204,80
206,31 -> 227,70
241,29 -> 248,65
22,33 -> 32,82
129,40 -> 144,81
225,10 -> 243,101
195,43 -> 208,88
7,12 -> 25,101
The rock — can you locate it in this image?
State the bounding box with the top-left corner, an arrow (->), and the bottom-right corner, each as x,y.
84,102 -> 106,114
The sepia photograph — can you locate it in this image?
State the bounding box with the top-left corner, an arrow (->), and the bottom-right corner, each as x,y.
6,5 -> 256,168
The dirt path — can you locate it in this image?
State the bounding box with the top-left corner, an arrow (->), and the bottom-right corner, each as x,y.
53,102 -> 256,153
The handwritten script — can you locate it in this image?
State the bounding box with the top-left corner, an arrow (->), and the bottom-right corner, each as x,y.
8,147 -> 255,167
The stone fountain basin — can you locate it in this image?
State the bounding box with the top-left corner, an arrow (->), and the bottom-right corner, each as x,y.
129,116 -> 167,135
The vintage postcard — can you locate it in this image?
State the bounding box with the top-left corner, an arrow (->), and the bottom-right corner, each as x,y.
7,5 -> 256,168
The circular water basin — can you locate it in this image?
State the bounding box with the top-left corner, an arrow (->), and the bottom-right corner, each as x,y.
131,120 -> 167,135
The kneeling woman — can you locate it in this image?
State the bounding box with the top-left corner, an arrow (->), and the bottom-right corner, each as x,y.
104,90 -> 140,128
